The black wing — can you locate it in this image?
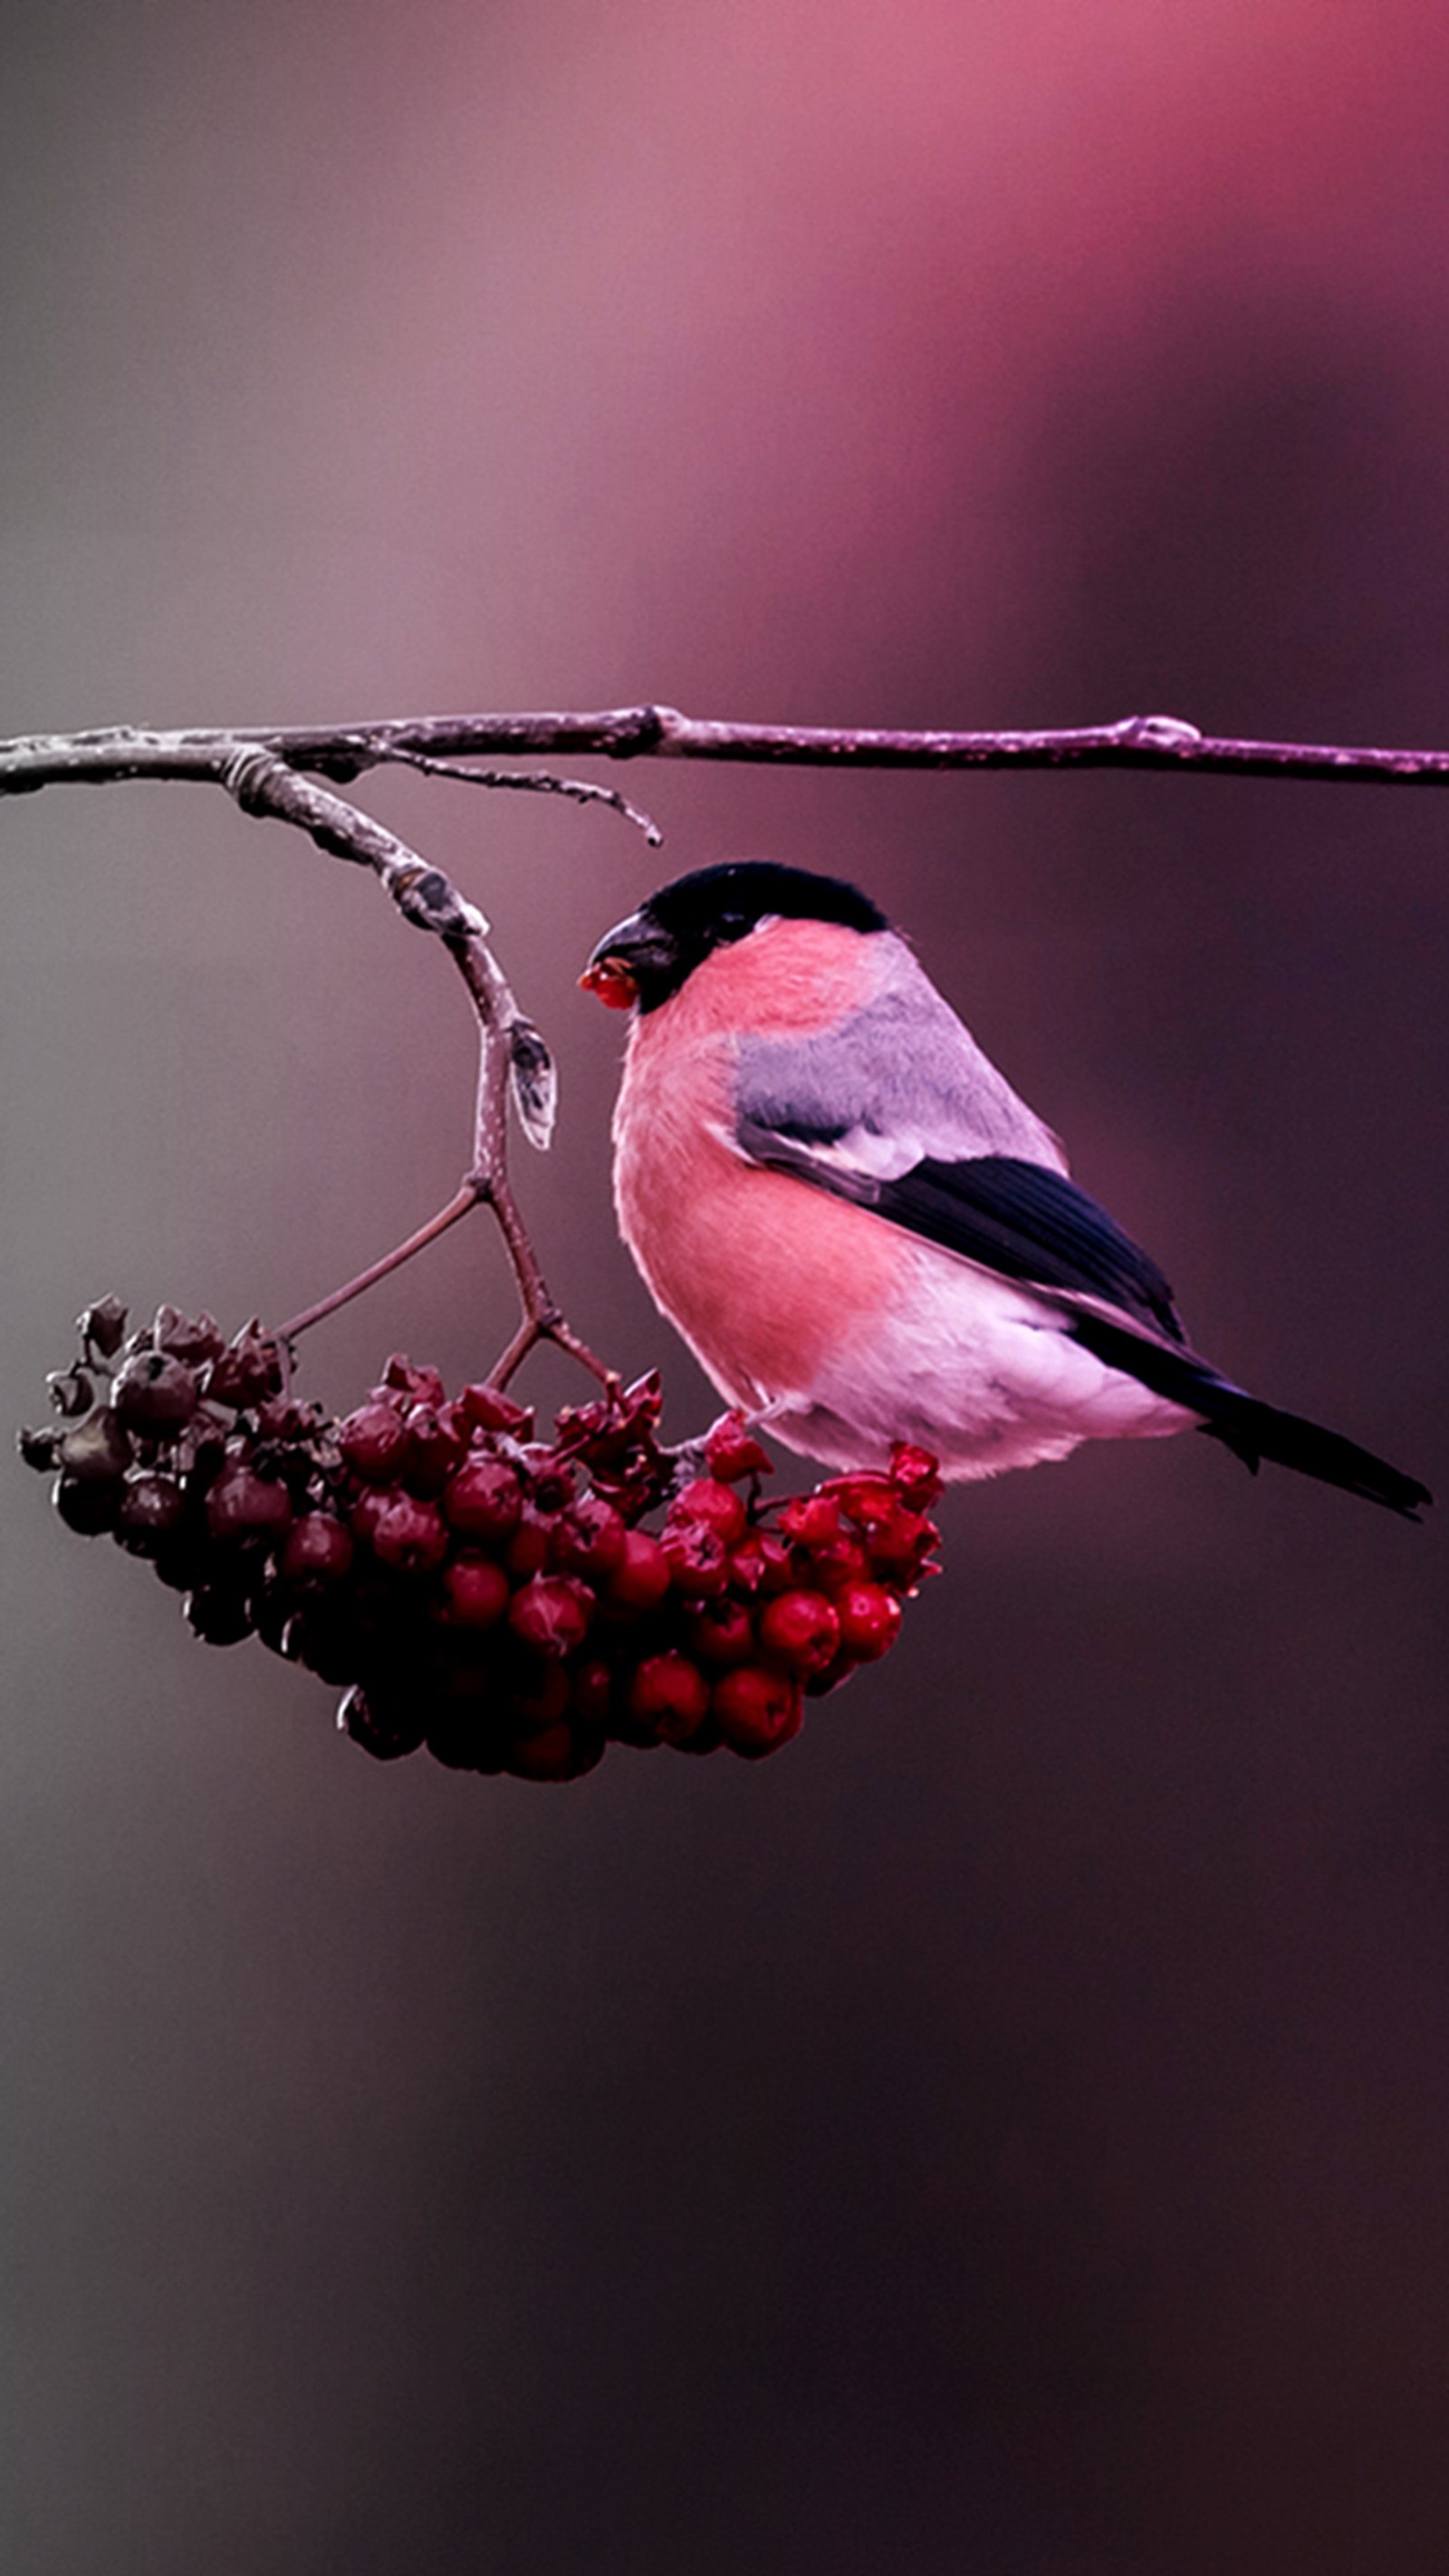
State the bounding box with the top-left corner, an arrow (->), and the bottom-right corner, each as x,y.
736,1129 -> 1187,1343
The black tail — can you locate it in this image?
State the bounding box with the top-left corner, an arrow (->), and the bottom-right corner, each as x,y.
1070,1312 -> 1432,1522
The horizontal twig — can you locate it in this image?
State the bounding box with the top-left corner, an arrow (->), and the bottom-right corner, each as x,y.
5,706 -> 1449,793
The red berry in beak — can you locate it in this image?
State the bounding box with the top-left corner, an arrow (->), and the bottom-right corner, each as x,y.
579,957 -> 638,1010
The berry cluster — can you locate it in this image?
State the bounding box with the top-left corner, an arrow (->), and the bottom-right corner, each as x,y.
21,1298 -> 942,1783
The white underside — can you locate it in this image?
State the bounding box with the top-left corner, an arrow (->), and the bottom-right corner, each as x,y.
746,1241 -> 1195,1481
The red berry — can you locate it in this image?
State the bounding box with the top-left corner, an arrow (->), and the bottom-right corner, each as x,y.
338,1402 -> 412,1483
570,1656 -> 617,1726
442,1452 -> 523,1542
436,1552 -> 511,1629
660,1520 -> 729,1599
506,1722 -> 603,1783
550,1493 -> 627,1579
367,1492 -> 449,1574
281,1512 -> 355,1585
605,1529 -> 673,1612
757,1588 -> 841,1676
111,1350 -> 199,1434
669,1478 -> 748,1546
628,1651 -> 710,1744
703,1414 -> 773,1482
115,1472 -> 187,1558
206,1461 -> 294,1544
508,1574 -> 593,1658
687,1598 -> 757,1668
504,1501 -> 557,1577
53,1472 -> 122,1535
402,1403 -> 469,1494
512,1658 -> 572,1728
183,1582 -> 255,1646
340,1683 -> 427,1762
833,1581 -> 903,1661
712,1664 -> 804,1756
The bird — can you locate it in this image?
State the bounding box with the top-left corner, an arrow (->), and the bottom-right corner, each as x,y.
580,860 -> 1430,1519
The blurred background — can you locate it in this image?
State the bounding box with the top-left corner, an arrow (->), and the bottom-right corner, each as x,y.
3,3 -> 1447,2568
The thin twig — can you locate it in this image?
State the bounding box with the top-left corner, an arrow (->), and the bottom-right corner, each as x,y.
389,746 -> 662,845
274,1183 -> 483,1346
207,750 -> 610,1391
10,705 -> 1449,792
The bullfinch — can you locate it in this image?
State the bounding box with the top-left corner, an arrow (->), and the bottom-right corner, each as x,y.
581,861 -> 1430,1518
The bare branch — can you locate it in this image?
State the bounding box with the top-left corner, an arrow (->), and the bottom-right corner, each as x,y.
9,705 -> 1449,792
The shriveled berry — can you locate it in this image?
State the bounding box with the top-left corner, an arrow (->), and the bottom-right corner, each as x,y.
442,1453 -> 523,1542
58,1408 -> 133,1483
687,1597 -> 757,1668
795,1533 -> 870,1592
367,1492 -> 449,1574
46,1366 -> 95,1418
457,1381 -> 533,1437
669,1477 -> 748,1546
281,1512 -> 355,1586
779,1492 -> 847,1549
436,1552 -> 511,1629
204,1325 -> 283,1408
184,1582 -> 255,1646
17,1424 -> 62,1472
116,1473 -> 187,1558
604,1529 -> 672,1612
549,1493 -> 627,1579
712,1664 -> 804,1756
628,1651 -> 710,1745
517,1448 -> 579,1512
728,1530 -> 795,1596
53,1472 -> 122,1535
379,1352 -> 446,1408
253,1395 -> 315,1442
341,1682 -> 427,1762
338,1401 -> 412,1483
659,1520 -> 729,1599
833,1581 -> 903,1661
152,1305 -> 226,1366
76,1294 -> 128,1359
704,1414 -> 773,1482
757,1588 -> 841,1676
206,1461 -> 294,1544
508,1574 -> 592,1659
112,1350 -> 199,1434
889,1443 -> 943,1508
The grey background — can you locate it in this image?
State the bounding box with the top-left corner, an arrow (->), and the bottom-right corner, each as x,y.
3,5 -> 1447,2569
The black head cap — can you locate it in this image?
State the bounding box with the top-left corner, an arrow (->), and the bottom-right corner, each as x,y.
583,860 -> 888,1014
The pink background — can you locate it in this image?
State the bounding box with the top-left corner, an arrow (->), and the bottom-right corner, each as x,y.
3,5 -> 1448,2567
